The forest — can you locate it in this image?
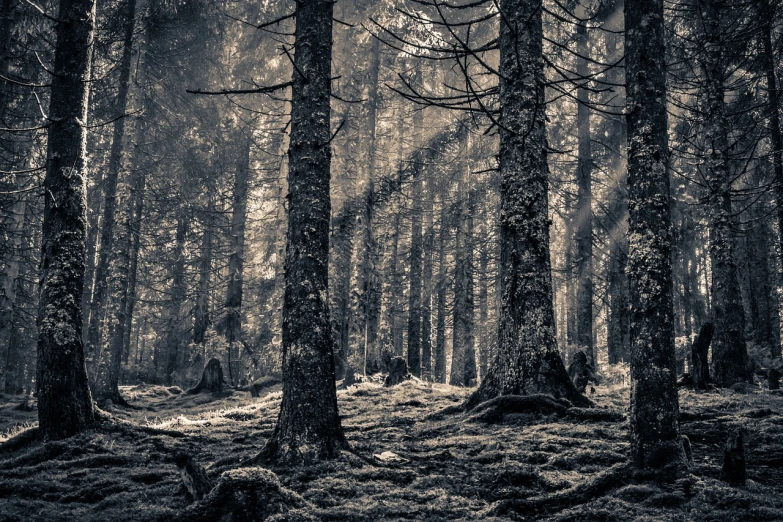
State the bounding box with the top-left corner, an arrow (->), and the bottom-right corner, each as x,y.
0,0 -> 782,519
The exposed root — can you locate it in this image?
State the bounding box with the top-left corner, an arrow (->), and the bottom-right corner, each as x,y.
487,463 -> 631,517
467,394 -> 571,424
0,427 -> 39,455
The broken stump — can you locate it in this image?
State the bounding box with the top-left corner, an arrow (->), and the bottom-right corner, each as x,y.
721,429 -> 746,487
187,358 -> 225,395
384,356 -> 411,387
175,452 -> 214,501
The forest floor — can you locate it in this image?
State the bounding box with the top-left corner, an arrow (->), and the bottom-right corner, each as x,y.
0,377 -> 782,521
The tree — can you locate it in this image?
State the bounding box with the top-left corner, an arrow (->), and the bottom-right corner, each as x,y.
36,0 -> 97,439
697,0 -> 750,386
467,0 -> 588,408
260,0 -> 346,464
574,8 -> 594,368
225,132 -> 251,384
624,0 -> 687,476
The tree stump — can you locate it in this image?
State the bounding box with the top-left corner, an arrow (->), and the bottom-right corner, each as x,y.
721,429 -> 746,487
175,452 -> 214,501
691,323 -> 714,390
768,368 -> 780,390
187,358 -> 225,394
384,356 -> 411,387
174,467 -> 310,522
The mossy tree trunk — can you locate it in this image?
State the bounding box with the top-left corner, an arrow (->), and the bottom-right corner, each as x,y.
759,0 -> 783,360
698,0 -> 750,387
260,0 -> 346,464
37,0 -> 97,440
467,0 -> 588,409
624,0 -> 687,476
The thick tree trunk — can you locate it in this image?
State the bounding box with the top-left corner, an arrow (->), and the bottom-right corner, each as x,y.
260,0 -> 346,464
468,0 -> 588,409
37,0 -> 97,440
86,0 -> 138,365
698,0 -> 750,387
624,0 -> 687,476
574,18 -> 594,368
224,133 -> 251,385
760,0 -> 783,360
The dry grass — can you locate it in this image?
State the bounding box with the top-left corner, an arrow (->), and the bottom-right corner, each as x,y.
0,381 -> 781,521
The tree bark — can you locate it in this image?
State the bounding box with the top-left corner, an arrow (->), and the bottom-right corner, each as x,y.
260,0 -> 346,464
467,0 -> 588,409
759,0 -> 783,360
359,36 -> 382,373
574,16 -> 594,368
163,212 -> 189,385
434,196 -> 448,383
225,133 -> 251,385
407,89 -> 424,378
37,0 -> 97,440
421,177 -> 434,380
193,197 -> 214,346
624,0 -> 687,476
698,0 -> 750,387
451,152 -> 476,387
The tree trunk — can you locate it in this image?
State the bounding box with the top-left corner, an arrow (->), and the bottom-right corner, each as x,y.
86,0 -> 138,365
37,0 -> 97,440
434,197 -> 448,383
359,36 -> 382,373
260,0 -> 346,464
187,358 -> 225,395
760,0 -> 783,360
193,197 -> 214,346
331,218 -> 352,378
691,323 -> 713,390
467,0 -> 587,409
574,17 -> 594,368
407,89 -> 424,378
451,156 -> 476,387
625,0 -> 687,476
0,172 -> 26,392
478,210 -> 490,381
421,177 -> 434,380
225,133 -> 251,385
698,0 -> 750,387
164,212 -> 189,385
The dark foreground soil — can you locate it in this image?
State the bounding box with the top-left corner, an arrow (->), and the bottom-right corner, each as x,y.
1,378 -> 782,521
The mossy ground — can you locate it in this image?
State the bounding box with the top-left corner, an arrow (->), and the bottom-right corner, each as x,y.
1,380 -> 782,521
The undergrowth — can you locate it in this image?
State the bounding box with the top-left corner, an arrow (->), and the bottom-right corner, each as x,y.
0,380 -> 781,521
